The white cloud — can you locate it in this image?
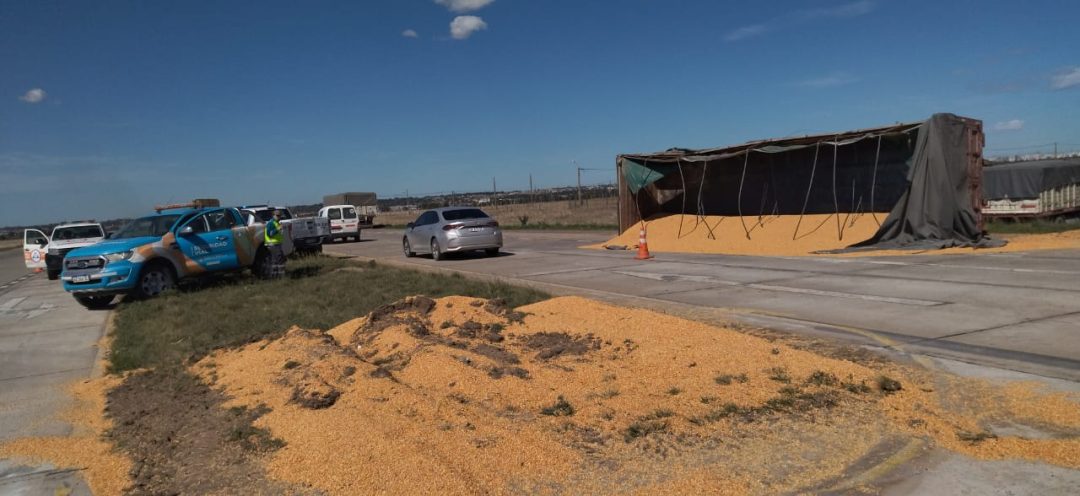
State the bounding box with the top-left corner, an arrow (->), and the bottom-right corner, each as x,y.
402,29 -> 419,38
726,0 -> 878,42
19,88 -> 46,104
724,24 -> 767,42
435,0 -> 494,13
794,72 -> 860,88
450,16 -> 487,40
1050,67 -> 1080,90
993,119 -> 1025,131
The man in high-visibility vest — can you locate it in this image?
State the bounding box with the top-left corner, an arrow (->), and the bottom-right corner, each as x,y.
264,210 -> 286,277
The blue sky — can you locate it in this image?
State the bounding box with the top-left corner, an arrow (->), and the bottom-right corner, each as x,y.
3,0 -> 1079,226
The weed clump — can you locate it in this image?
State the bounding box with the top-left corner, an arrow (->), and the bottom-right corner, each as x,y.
540,396 -> 575,417
767,367 -> 791,383
877,375 -> 903,393
806,370 -> 838,387
623,420 -> 668,442
715,373 -> 749,385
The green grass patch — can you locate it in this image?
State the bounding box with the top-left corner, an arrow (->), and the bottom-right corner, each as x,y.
109,256 -> 549,372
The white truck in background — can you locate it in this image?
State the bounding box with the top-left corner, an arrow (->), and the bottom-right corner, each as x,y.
24,222 -> 107,280
239,205 -> 331,253
323,192 -> 378,228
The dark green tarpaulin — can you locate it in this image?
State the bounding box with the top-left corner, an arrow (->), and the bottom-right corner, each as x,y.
621,159 -> 678,194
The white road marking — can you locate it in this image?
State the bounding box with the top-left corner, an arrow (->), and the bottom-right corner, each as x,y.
0,297 -> 27,311
612,270 -> 944,307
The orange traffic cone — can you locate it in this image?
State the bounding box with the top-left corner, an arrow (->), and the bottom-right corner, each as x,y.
635,225 -> 653,260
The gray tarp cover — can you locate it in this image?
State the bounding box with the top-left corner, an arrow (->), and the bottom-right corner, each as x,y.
982,158 -> 1080,199
853,113 -> 1002,250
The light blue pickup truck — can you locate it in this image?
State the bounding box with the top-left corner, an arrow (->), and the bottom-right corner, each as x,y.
61,204 -> 290,308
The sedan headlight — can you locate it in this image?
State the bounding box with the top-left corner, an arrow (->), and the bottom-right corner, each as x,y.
103,250 -> 134,262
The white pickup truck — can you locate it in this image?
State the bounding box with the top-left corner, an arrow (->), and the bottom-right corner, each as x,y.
24,223 -> 107,280
240,206 -> 331,253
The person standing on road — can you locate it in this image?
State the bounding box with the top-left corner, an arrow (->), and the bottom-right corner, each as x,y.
265,210 -> 286,278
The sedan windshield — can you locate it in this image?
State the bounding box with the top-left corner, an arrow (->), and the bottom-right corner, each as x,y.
52,225 -> 104,240
113,215 -> 182,239
441,209 -> 490,221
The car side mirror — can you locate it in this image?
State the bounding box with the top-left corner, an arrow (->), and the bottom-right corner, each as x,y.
406,222 -> 414,229
105,232 -> 113,239
179,225 -> 195,235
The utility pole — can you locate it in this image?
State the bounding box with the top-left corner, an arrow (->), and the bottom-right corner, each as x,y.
575,161 -> 582,207
1054,142 -> 1058,158
529,174 -> 534,205
405,189 -> 410,211
492,177 -> 497,210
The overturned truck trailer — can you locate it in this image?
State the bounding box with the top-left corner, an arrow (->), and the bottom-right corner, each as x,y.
617,113 -> 998,250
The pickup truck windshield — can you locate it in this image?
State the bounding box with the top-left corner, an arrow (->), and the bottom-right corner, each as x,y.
251,209 -> 293,222
113,215 -> 182,239
441,209 -> 490,221
52,225 -> 104,240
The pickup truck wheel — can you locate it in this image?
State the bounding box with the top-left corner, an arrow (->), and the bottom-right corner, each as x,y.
403,238 -> 415,257
430,238 -> 443,261
485,248 -> 500,257
135,263 -> 175,298
75,295 -> 113,310
47,270 -> 60,281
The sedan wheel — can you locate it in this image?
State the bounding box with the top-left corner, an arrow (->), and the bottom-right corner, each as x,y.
403,237 -> 415,257
431,238 -> 443,261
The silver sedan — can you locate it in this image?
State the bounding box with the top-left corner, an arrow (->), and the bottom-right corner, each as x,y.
403,207 -> 503,261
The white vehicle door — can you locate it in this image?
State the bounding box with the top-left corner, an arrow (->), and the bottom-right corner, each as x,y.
23,228 -> 49,270
327,207 -> 342,236
343,207 -> 358,234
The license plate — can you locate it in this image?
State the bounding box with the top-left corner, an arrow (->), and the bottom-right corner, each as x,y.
72,275 -> 90,283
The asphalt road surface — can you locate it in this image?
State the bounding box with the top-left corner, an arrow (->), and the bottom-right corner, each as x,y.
0,248 -> 103,495
327,229 -> 1080,382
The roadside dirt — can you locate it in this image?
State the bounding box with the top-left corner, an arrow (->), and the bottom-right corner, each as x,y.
105,368 -> 313,495
192,295 -> 1080,495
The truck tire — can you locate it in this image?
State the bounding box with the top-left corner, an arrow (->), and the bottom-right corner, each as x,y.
134,262 -> 176,299
403,237 -> 415,257
430,238 -> 443,261
75,294 -> 113,310
485,248 -> 500,257
47,269 -> 60,281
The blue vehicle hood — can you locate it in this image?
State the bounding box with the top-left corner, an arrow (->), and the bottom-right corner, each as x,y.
67,237 -> 159,257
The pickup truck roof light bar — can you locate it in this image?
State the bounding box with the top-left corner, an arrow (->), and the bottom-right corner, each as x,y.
154,198 -> 221,213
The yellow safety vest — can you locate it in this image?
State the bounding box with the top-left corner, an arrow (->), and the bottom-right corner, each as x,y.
265,218 -> 284,246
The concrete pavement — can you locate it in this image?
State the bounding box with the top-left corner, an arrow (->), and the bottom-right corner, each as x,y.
325,230 -> 1080,382
0,253 -> 105,495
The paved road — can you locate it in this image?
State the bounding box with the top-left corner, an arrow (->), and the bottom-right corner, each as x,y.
326,229 -> 1080,381
0,250 -> 104,495
0,249 -> 33,288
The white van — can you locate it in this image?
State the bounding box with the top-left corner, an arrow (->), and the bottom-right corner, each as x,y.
318,204 -> 361,242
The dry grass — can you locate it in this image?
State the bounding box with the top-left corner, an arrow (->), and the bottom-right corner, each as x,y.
378,197 -> 618,230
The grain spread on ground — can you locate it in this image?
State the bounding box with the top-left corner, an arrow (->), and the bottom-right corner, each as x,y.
0,375 -> 132,496
593,214 -> 1080,256
193,295 -> 1080,494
